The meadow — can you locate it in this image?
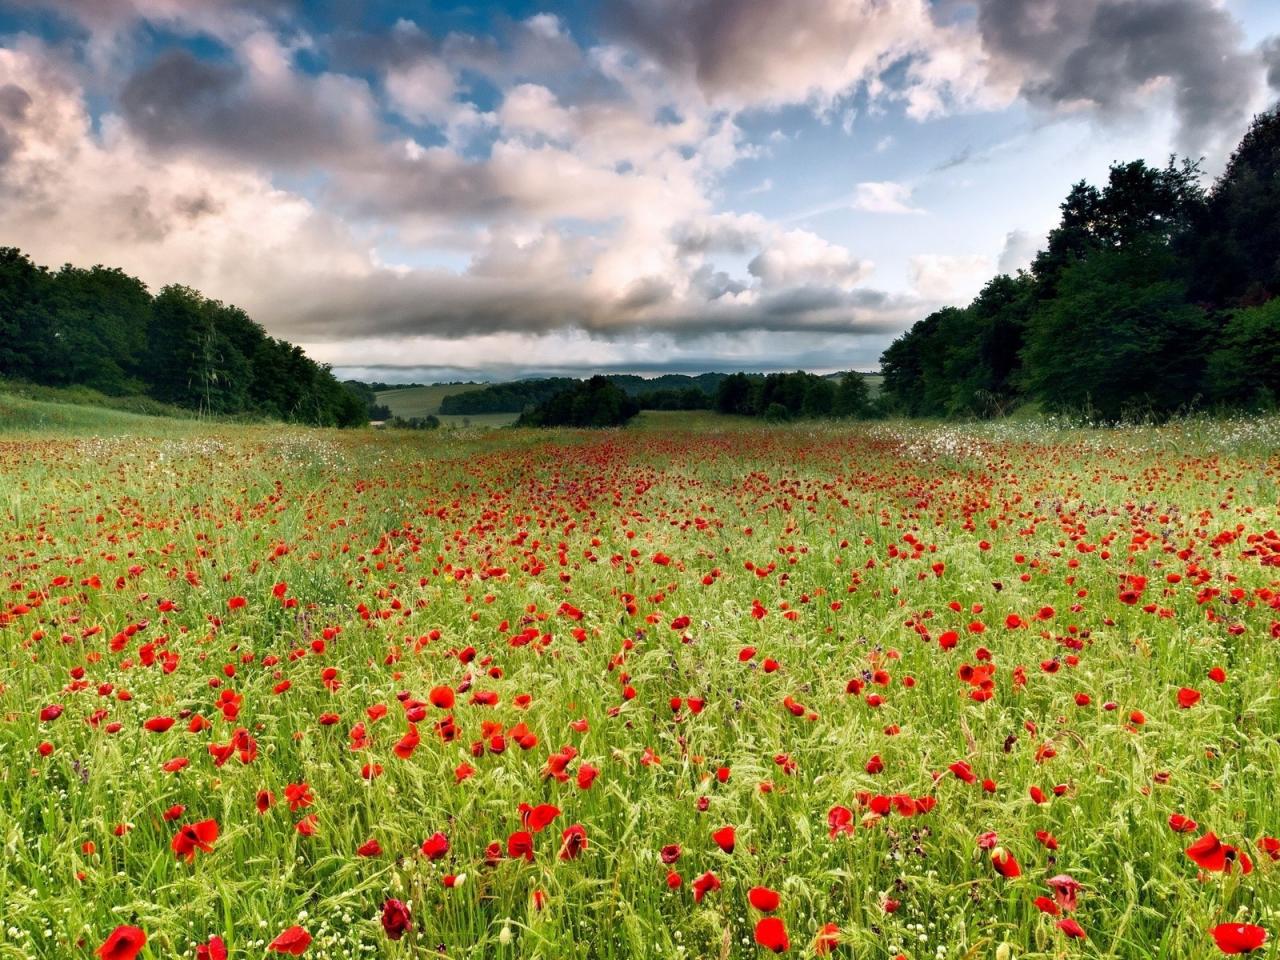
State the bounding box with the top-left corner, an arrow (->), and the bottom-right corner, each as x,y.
373,384 -> 519,430
2,406 -> 1279,959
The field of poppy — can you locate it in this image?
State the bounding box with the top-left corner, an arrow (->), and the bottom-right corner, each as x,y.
3,410 -> 1280,959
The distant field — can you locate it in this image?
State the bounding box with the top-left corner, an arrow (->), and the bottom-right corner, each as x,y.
378,375 -> 883,427
374,382 -> 489,418
434,411 -> 520,429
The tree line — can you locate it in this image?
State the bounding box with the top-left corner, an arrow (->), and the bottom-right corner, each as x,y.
0,248 -> 367,426
880,107 -> 1280,421
440,372 -> 726,414
715,371 -> 876,420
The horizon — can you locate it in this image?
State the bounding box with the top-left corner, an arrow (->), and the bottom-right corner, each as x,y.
1,0 -> 1278,380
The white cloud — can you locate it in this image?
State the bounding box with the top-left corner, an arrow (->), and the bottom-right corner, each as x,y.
853,181 -> 924,214
749,229 -> 872,291
908,253 -> 993,300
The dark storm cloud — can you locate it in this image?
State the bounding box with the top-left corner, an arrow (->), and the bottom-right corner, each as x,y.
0,83 -> 31,166
974,0 -> 1261,154
119,48 -> 380,169
1,0 -> 299,33
1263,37 -> 1280,94
251,264 -> 921,345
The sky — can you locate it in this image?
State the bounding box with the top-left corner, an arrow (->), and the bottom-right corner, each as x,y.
1,1 -> 1278,382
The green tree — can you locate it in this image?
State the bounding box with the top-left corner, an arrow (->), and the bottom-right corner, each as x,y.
832,371 -> 870,418
1020,240 -> 1212,420
1206,298 -> 1280,408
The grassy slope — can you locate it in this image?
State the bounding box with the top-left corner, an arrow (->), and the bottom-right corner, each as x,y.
374,383 -> 519,429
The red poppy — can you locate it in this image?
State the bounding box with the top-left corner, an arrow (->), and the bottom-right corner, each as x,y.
381,899 -> 411,941
755,917 -> 790,953
429,685 -> 455,709
196,934 -> 227,960
97,925 -> 146,960
712,825 -> 736,853
691,870 -> 720,903
268,925 -> 311,954
1210,923 -> 1267,954
827,806 -> 854,838
1047,874 -> 1081,912
991,847 -> 1020,878
1177,687 -> 1202,709
522,803 -> 561,833
422,831 -> 449,860
171,819 -> 218,862
814,923 -> 840,955
1057,918 -> 1087,940
748,886 -> 780,912
559,824 -> 588,860
507,830 -> 534,861
283,782 -> 313,812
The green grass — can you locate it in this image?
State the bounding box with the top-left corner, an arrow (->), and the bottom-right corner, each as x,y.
375,383 -> 490,419
2,411 -> 1279,959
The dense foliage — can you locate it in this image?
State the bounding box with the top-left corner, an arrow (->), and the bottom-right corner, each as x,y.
514,375 -> 641,427
716,371 -> 874,420
0,248 -> 367,426
881,108 -> 1280,421
441,374 -> 725,415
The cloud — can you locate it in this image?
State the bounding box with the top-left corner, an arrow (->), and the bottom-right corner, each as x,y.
908,253 -> 992,300
853,181 -> 923,214
748,229 -> 872,291
1264,36 -> 1280,95
971,0 -> 1264,159
996,228 -> 1043,275
602,0 -> 977,111
0,41 -> 916,376
119,37 -> 381,170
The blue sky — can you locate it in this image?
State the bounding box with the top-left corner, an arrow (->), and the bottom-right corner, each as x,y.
1,0 -> 1277,381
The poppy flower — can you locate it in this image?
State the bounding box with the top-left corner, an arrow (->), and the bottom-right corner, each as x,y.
803,922 -> 839,957
507,830 -> 534,861
660,844 -> 682,864
422,832 -> 449,860
357,837 -> 382,857
755,917 -> 790,953
712,825 -> 736,853
748,886 -> 781,912
1177,687 -> 1202,709
576,763 -> 599,789
196,935 -> 227,960
97,925 -> 146,960
559,824 -> 588,860
1187,833 -> 1252,873
283,782 -> 313,812
522,803 -> 560,833
1047,874 -> 1081,912
429,685 -> 455,709
381,899 -> 411,941
171,819 -> 218,862
1057,918 -> 1087,940
1169,813 -> 1198,833
1033,896 -> 1060,916
991,847 -> 1020,878
1210,923 -> 1267,954
268,925 -> 311,954
691,870 -> 720,903
827,806 -> 854,838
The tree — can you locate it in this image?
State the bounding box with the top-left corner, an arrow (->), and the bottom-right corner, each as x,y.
1187,107 -> 1280,307
1020,240 -> 1212,420
516,376 -> 640,427
0,247 -> 53,380
832,372 -> 870,418
715,372 -> 755,415
1206,298 -> 1280,408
